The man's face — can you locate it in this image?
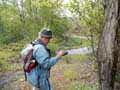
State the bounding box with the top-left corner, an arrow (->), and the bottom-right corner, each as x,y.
41,37 -> 51,45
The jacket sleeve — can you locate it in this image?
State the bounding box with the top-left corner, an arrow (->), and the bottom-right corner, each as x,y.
33,45 -> 59,69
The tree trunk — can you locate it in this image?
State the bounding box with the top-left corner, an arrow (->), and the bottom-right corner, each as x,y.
97,0 -> 120,90
90,28 -> 96,57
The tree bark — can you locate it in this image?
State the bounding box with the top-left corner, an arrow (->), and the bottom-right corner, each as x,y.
97,0 -> 120,90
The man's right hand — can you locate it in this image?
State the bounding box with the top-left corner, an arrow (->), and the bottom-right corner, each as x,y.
57,50 -> 65,58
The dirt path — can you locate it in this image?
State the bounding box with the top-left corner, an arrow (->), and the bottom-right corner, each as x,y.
0,71 -> 23,85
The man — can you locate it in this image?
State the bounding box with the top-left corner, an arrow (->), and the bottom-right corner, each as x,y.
27,28 -> 65,90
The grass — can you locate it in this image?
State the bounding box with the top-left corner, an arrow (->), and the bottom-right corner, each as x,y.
50,57 -> 98,90
63,54 -> 88,60
69,82 -> 98,90
52,81 -> 98,90
62,54 -> 89,64
0,41 -> 25,77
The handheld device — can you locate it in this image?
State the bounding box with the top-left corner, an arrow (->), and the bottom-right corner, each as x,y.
62,51 -> 68,56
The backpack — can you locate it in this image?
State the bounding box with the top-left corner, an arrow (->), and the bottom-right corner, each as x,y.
20,42 -> 38,80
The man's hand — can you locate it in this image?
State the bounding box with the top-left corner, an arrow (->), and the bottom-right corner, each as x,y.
57,50 -> 66,58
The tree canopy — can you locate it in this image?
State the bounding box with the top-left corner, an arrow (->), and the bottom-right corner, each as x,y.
0,0 -> 104,45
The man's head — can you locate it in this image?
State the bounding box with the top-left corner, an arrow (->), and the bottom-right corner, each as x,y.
38,28 -> 52,45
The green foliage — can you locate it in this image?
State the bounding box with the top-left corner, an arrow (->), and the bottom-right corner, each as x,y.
68,0 -> 104,48
0,2 -> 24,44
69,0 -> 104,33
23,0 -> 71,42
0,0 -> 71,44
61,37 -> 91,48
48,41 -> 58,55
0,0 -> 104,47
0,0 -> 104,46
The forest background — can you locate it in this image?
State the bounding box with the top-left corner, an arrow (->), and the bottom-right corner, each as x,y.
0,0 -> 119,90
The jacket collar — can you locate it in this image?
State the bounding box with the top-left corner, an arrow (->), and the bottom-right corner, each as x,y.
33,39 -> 46,47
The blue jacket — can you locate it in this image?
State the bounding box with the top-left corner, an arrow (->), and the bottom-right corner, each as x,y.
27,39 -> 59,90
